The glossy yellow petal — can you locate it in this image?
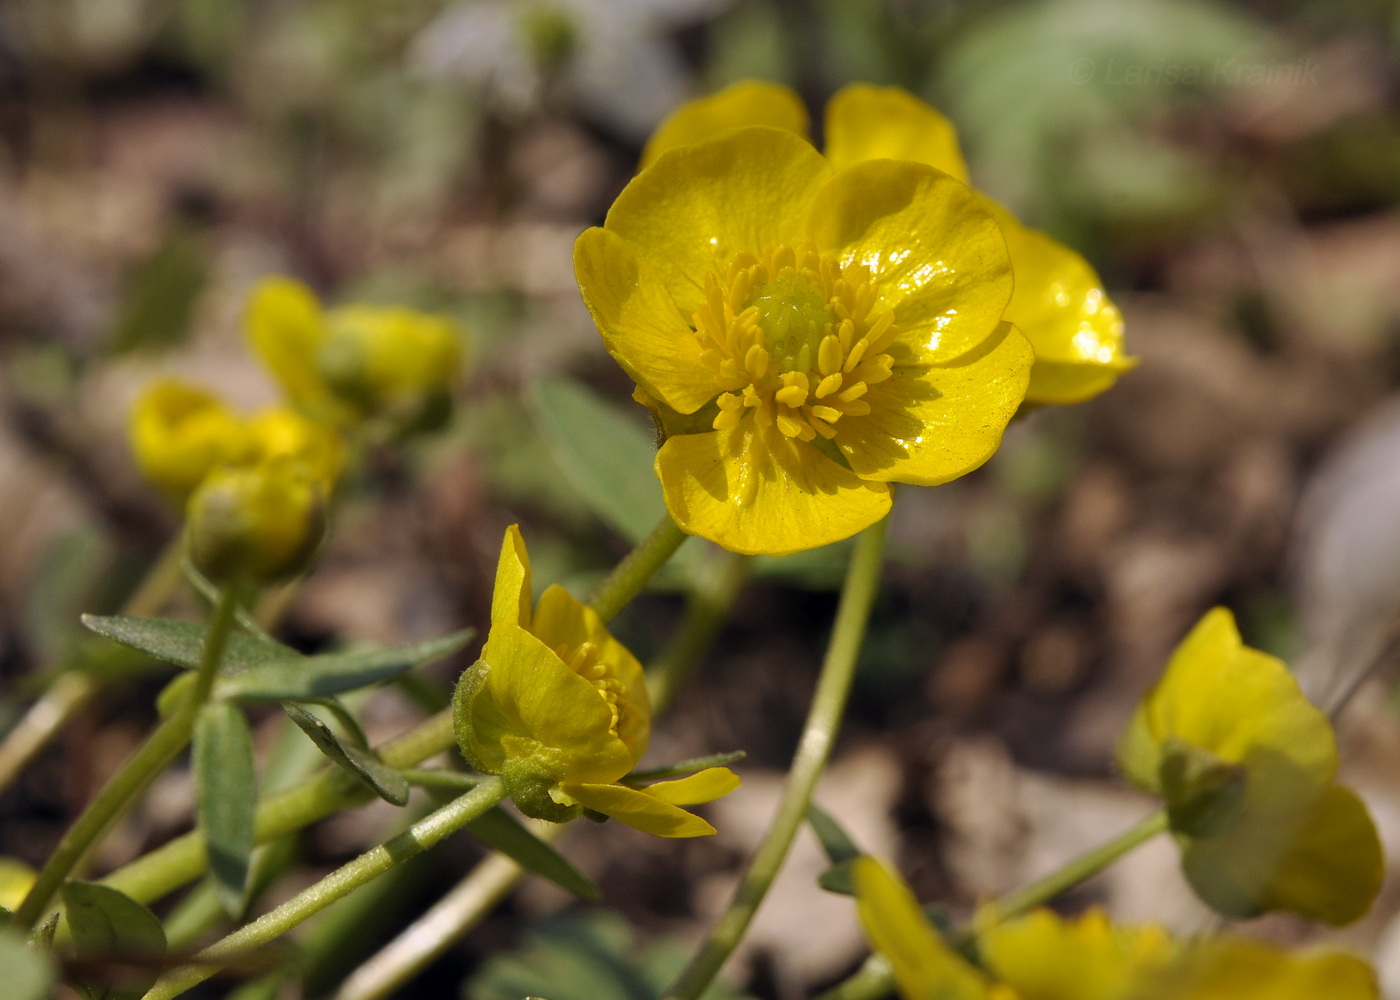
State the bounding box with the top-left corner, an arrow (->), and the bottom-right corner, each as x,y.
560,781 -> 717,837
655,426 -> 891,556
244,276 -> 334,415
129,379 -> 253,501
980,908 -> 1173,1000
574,227 -> 714,414
490,525 -> 533,630
642,766 -> 741,805
530,584 -> 651,764
641,80 -> 810,169
824,84 -> 969,182
835,321 -> 1032,485
1118,608 -> 1336,796
1140,938 -> 1378,1000
853,858 -> 990,1000
807,159 -> 1013,365
989,207 -> 1135,406
605,127 -> 833,317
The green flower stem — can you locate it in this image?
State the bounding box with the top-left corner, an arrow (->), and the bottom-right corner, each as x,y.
587,514 -> 689,623
140,778 -> 507,1000
15,585 -> 240,929
664,517 -> 889,1000
332,550 -> 751,1000
0,537 -> 186,795
813,809 -> 1171,1000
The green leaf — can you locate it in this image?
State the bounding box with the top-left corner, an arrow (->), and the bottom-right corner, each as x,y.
817,857 -> 859,896
808,802 -> 862,865
81,615 -> 293,673
466,808 -> 600,901
0,930 -> 56,1000
63,881 -> 166,998
193,702 -> 257,915
283,704 -> 410,806
623,751 -> 747,785
109,222 -> 208,354
223,630 -> 474,701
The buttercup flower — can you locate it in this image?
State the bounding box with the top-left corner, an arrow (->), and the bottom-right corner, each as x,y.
851,857 -> 1378,1000
575,126 -> 1033,554
129,379 -> 254,501
245,276 -> 464,428
641,80 -> 1136,406
454,526 -> 739,836
1117,607 -> 1383,925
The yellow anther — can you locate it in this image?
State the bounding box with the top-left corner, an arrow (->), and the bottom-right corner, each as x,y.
843,339 -> 868,372
780,371 -> 810,393
841,399 -> 872,416
776,384 -> 808,407
808,414 -> 838,439
776,411 -> 812,440
814,373 -> 843,399
838,382 -> 868,402
717,392 -> 743,411
744,344 -> 770,379
817,334 -> 843,376
810,405 -> 843,423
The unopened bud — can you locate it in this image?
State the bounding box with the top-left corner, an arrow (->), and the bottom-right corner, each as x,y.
318,305 -> 463,425
186,458 -> 327,585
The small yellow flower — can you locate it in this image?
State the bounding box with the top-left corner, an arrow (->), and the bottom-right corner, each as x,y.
129,379 -> 254,501
245,276 -> 464,427
642,80 -> 1135,407
454,526 -> 740,836
186,457 -> 328,585
1117,607 -> 1383,925
576,126 -> 1033,554
853,857 -> 1378,1000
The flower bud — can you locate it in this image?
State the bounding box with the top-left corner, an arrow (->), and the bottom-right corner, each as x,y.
186,458 -> 327,585
318,305 -> 463,425
247,407 -> 345,489
129,379 -> 252,501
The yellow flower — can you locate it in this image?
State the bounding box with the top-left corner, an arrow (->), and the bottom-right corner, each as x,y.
575,126 -> 1033,555
454,526 -> 740,836
247,407 -> 346,489
129,379 -> 254,501
186,457 -> 329,585
852,857 -> 1378,1000
642,80 -> 1135,406
1117,607 -> 1383,925
245,276 -> 464,427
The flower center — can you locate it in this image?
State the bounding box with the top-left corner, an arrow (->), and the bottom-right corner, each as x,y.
693,245 -> 898,443
557,640 -> 631,743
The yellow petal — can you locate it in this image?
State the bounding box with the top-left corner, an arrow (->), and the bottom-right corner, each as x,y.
472,622 -> 634,785
989,205 -> 1136,405
1117,608 -> 1336,796
530,584 -> 651,764
807,159 -> 1013,364
642,767 -> 741,805
246,407 -> 345,488
605,127 -> 832,317
244,276 -> 335,416
560,781 -> 717,837
655,426 -> 891,556
980,908 -> 1173,1000
853,858 -> 990,1000
490,525 -> 533,630
129,379 -> 253,501
641,80 -> 810,169
1140,938 -> 1379,1000
824,84 -> 969,182
574,227 -> 715,414
835,321 -> 1032,485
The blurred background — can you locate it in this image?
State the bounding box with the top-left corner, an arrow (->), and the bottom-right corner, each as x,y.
3,0 -> 1400,997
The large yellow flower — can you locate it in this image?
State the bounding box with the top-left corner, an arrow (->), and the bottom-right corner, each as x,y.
642,80 -> 1136,407
454,526 -> 740,836
1118,608 -> 1383,926
575,126 -> 1033,555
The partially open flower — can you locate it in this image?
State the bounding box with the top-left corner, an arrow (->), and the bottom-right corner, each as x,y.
454,526 -> 739,836
129,379 -> 254,501
576,126 -> 1033,554
640,80 -> 1135,408
1118,608 -> 1383,925
245,276 -> 464,429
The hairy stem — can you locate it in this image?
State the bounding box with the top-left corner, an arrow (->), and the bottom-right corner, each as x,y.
664,517 -> 888,1000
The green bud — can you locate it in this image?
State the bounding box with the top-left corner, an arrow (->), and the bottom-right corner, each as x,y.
186,458 -> 327,585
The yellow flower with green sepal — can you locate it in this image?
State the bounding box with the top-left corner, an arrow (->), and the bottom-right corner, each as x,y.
245,276 -> 464,429
1117,607 -> 1383,925
575,126 -> 1033,555
641,80 -> 1135,407
454,526 -> 740,836
129,379 -> 254,501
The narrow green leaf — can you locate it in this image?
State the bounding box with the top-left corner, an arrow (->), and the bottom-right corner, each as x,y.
808,803 -> 862,864
817,857 -> 859,896
623,751 -> 747,785
467,808 -> 601,901
0,930 -> 56,1000
193,702 -> 257,915
224,630 -> 474,701
284,704 -> 410,806
81,615 -> 293,673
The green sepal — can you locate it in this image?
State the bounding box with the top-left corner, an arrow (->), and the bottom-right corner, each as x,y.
502,757 -> 578,824
1159,738 -> 1247,838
